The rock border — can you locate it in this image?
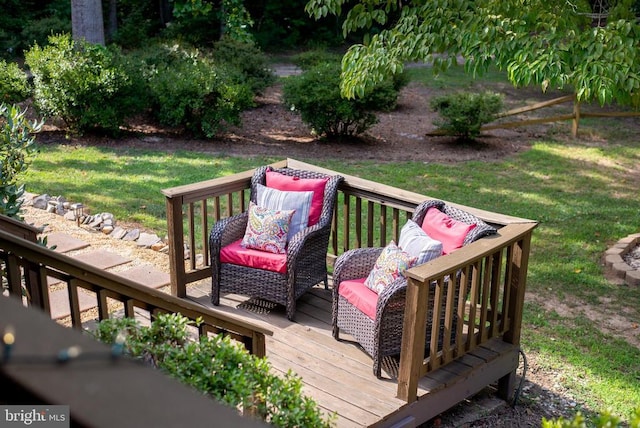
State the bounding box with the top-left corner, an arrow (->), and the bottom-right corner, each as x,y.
604,233 -> 640,287
26,193 -> 183,256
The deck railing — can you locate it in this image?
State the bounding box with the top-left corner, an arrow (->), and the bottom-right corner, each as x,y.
162,158 -> 537,404
0,223 -> 272,357
0,295 -> 264,428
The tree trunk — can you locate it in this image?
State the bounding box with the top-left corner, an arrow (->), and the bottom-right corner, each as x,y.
106,0 -> 118,42
71,0 -> 105,45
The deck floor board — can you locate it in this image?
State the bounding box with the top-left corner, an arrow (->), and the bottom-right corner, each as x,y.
187,283 -> 517,427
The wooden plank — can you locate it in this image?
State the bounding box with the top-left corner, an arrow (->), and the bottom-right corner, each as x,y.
267,344 -> 400,416
495,94 -> 574,118
374,343 -> 519,428
268,364 -> 368,428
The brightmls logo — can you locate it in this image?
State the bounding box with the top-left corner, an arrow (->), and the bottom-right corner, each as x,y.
0,406 -> 69,427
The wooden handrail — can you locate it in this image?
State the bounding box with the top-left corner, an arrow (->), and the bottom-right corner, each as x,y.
397,222 -> 537,402
161,158 -> 535,297
0,229 -> 272,357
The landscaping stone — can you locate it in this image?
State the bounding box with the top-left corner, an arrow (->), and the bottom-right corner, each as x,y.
110,226 -> 128,240
123,229 -> 140,241
45,232 -> 90,253
115,264 -> 169,289
626,270 -> 640,287
32,194 -> 51,209
137,232 -> 161,247
71,249 -> 131,270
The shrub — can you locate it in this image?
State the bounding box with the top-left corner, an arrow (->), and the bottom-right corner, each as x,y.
542,407 -> 640,427
291,49 -> 343,71
430,91 -> 504,140
0,103 -> 42,220
24,34 -> 136,135
138,43 -> 254,137
0,60 -> 30,104
93,314 -> 335,428
282,61 -> 405,138
212,37 -> 276,94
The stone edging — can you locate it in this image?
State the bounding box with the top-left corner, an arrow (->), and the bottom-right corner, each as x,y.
604,233 -> 640,287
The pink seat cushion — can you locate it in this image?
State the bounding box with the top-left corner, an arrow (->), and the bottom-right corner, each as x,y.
265,170 -> 329,226
421,207 -> 477,255
338,278 -> 378,320
220,240 -> 287,273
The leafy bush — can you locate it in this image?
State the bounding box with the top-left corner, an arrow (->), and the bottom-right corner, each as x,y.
24,34 -> 136,135
0,103 -> 42,220
0,0 -> 70,59
282,61 -> 405,138
430,91 -> 504,140
542,407 -> 640,427
0,60 -> 30,103
212,37 -> 276,94
109,0 -> 162,49
137,43 -> 254,137
291,49 -> 343,71
93,313 -> 335,428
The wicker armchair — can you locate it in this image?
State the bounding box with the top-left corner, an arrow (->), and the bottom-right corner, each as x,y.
332,199 -> 497,378
210,165 -> 343,320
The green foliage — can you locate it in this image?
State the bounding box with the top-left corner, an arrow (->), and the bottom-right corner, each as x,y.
542,408 -> 640,427
136,43 -> 254,138
93,313 -> 334,427
166,0 -> 254,45
430,91 -> 504,139
109,0 -> 163,49
247,0 -> 344,51
291,49 -> 343,71
18,0 -> 70,53
0,103 -> 42,220
212,37 -> 276,94
0,0 -> 70,59
24,34 -> 136,135
283,61 -> 405,138
307,0 -> 640,107
0,60 -> 30,104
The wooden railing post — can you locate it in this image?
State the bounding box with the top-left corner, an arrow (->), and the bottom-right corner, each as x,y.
165,194 -> 187,297
397,276 -> 429,402
497,232 -> 532,400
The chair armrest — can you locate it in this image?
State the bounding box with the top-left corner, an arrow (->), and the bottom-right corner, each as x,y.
209,212 -> 248,254
377,277 -> 409,313
333,247 -> 383,286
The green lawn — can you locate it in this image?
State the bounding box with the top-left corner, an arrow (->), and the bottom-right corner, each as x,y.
24,92 -> 640,422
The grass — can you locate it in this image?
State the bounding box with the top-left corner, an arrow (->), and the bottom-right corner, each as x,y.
23,84 -> 640,421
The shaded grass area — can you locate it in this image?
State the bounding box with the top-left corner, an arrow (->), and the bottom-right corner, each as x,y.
25,117 -> 640,419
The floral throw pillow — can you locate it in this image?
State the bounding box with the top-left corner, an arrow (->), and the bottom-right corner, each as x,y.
241,202 -> 294,254
364,241 -> 417,294
256,184 -> 313,242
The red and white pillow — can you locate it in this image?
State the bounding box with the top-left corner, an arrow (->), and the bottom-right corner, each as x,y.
265,170 -> 328,226
421,207 -> 477,255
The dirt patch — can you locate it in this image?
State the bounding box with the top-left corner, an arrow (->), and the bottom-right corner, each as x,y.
37,81 -> 540,165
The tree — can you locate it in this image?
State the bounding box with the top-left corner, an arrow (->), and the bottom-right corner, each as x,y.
305,0 -> 640,108
71,0 -> 105,45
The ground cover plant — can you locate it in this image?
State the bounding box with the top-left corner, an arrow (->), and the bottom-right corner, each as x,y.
23,65 -> 640,425
93,313 -> 334,427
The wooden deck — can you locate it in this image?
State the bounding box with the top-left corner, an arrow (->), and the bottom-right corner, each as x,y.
186,281 -> 520,428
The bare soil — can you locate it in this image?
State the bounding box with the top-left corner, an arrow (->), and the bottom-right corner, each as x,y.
28,78 -> 639,428
38,80 -> 539,164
